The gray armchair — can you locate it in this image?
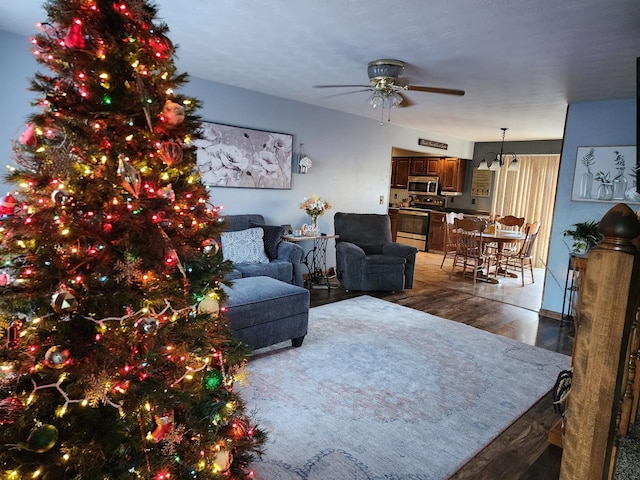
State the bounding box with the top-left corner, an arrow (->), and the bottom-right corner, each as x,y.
222,214 -> 305,287
334,212 -> 418,292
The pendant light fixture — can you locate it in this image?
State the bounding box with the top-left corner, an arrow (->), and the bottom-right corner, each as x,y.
477,128 -> 519,171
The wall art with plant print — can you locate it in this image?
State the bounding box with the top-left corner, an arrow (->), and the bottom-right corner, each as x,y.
195,122 -> 293,189
571,146 -> 638,203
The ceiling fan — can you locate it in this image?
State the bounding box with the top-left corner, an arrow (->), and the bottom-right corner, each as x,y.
313,59 -> 465,109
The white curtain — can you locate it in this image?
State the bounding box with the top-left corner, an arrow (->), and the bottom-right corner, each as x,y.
490,155 -> 560,267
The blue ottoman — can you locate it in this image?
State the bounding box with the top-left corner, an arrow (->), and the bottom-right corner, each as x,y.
223,276 -> 310,350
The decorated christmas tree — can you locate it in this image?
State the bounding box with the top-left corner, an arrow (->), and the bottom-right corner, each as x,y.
0,0 -> 265,478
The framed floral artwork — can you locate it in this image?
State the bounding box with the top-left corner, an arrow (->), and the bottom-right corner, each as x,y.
571,145 -> 639,203
195,122 -> 293,189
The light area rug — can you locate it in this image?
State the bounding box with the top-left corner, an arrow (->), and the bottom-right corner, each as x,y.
238,296 -> 570,480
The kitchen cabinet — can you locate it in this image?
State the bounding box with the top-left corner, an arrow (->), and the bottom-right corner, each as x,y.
388,208 -> 399,241
391,157 -> 411,188
426,158 -> 441,175
439,157 -> 467,193
428,211 -> 446,251
391,156 -> 467,193
409,158 -> 426,175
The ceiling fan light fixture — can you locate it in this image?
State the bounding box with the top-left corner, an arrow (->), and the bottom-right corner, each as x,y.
367,91 -> 385,108
507,158 -> 519,171
489,161 -> 501,171
388,91 -> 403,108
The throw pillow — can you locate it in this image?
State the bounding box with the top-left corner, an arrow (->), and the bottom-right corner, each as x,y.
220,227 -> 269,264
249,221 -> 284,260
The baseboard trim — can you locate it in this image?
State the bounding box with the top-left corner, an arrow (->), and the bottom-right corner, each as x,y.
539,308 -> 562,321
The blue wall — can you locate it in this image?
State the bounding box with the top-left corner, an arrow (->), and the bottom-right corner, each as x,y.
541,99 -> 637,315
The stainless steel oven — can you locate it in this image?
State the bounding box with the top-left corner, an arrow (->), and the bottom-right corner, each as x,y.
397,209 -> 430,251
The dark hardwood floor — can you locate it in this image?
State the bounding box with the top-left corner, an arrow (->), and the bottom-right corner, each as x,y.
309,252 -> 574,479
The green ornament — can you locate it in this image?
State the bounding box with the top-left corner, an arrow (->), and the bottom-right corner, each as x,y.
202,369 -> 223,391
26,424 -> 59,453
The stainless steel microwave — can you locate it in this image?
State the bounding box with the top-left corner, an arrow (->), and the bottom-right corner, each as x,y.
407,176 -> 439,195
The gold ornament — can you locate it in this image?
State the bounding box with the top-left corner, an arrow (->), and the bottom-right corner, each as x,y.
51,288 -> 79,313
212,447 -> 233,473
197,297 -> 219,317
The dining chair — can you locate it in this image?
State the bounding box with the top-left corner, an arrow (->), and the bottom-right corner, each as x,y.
449,217 -> 492,284
440,212 -> 464,269
498,215 -> 526,231
487,215 -> 526,255
502,221 -> 541,286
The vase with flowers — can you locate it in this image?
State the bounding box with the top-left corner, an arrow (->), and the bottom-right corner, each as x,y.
579,147 -> 596,199
300,194 -> 331,235
612,150 -> 627,199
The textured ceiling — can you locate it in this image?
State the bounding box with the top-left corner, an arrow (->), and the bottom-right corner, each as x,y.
1,0 -> 639,142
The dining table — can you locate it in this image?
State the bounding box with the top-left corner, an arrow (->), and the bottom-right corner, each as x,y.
482,229 -> 526,281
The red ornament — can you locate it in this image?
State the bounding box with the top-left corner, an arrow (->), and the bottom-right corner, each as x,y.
0,396 -> 24,425
0,194 -> 17,216
158,141 -> 183,166
6,319 -> 22,348
148,35 -> 173,59
19,123 -> 37,147
64,20 -> 85,49
149,410 -> 174,443
231,418 -> 252,438
161,100 -> 185,126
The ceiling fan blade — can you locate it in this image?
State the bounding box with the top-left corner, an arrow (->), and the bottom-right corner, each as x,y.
406,85 -> 465,96
313,84 -> 372,89
320,89 -> 373,99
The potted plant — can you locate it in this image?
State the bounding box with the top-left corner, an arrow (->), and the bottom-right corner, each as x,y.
563,220 -> 603,254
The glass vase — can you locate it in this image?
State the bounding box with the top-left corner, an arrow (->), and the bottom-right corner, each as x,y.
309,215 -> 319,235
596,182 -> 614,201
625,181 -> 640,202
579,171 -> 593,199
613,176 -> 627,200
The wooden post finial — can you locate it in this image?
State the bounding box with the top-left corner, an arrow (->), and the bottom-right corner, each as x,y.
596,203 -> 640,253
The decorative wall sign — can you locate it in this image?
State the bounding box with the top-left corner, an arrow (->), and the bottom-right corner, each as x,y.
195,122 -> 293,189
471,168 -> 492,197
571,146 -> 638,203
418,138 -> 448,150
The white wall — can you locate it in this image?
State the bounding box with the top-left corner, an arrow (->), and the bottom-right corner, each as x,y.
1,29 -> 474,271
541,99 -> 637,315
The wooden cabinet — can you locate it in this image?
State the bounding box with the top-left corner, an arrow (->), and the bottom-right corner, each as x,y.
428,211 -> 446,252
388,208 -> 399,241
391,156 -> 467,193
439,157 -> 467,193
426,158 -> 440,175
391,157 -> 411,188
409,157 -> 426,175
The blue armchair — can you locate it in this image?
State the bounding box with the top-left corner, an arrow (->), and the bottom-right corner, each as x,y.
334,212 -> 418,292
221,214 -> 305,287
